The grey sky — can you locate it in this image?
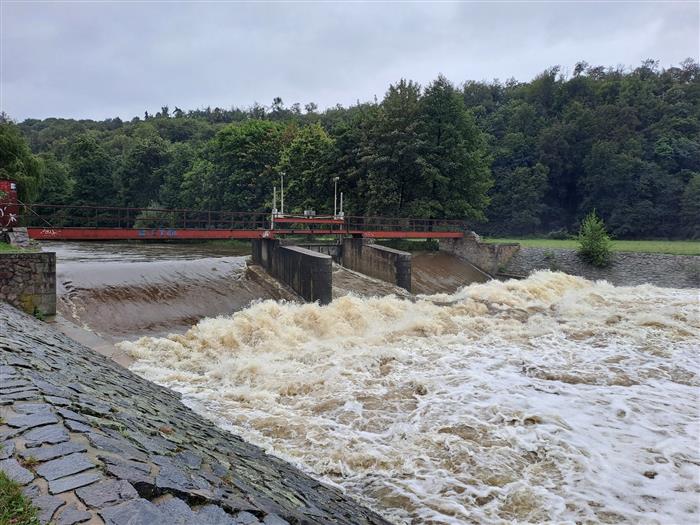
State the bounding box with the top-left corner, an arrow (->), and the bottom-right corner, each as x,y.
1,1 -> 698,121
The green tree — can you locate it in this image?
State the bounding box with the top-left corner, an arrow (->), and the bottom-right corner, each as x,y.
488,163 -> 549,235
68,135 -> 115,206
0,123 -> 43,202
180,159 -> 217,209
578,210 -> 612,267
195,120 -> 285,211
680,173 -> 700,238
116,135 -> 171,207
277,123 -> 335,213
364,80 -> 425,215
158,142 -> 198,208
37,153 -> 73,204
418,75 -> 492,219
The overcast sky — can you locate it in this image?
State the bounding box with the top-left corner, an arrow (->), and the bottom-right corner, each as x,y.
1,1 -> 698,121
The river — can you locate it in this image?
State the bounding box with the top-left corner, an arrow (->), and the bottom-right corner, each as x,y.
45,241 -> 700,524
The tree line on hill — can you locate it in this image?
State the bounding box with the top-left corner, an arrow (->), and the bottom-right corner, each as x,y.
1,58 -> 698,239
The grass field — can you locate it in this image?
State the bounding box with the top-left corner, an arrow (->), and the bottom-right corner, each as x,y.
0,470 -> 39,525
484,238 -> 700,256
0,241 -> 27,253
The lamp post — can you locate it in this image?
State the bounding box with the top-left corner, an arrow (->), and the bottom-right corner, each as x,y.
280,172 -> 285,216
333,177 -> 339,217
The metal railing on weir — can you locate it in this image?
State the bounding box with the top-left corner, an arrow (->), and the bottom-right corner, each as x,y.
18,204 -> 470,234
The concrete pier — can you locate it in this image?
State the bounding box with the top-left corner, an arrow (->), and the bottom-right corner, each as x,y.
252,239 -> 333,304
253,238 -> 412,301
341,239 -> 412,292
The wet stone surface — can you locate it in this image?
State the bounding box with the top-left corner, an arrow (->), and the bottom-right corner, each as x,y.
0,303 -> 388,525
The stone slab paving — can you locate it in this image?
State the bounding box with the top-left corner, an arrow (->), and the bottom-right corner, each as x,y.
0,303 -> 389,525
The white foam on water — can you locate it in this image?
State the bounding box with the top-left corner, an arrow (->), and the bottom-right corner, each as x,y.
119,271 -> 700,524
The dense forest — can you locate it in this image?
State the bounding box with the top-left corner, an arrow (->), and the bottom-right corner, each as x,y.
1,59 -> 699,238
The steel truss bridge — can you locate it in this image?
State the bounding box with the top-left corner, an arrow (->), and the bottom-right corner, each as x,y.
19,204 -> 468,241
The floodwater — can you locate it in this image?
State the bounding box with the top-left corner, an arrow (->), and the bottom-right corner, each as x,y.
47,242 -> 480,345
42,241 -> 700,524
412,251 -> 489,294
121,272 -> 700,525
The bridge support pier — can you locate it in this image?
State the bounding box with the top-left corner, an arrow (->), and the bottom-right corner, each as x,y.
252,239 -> 332,305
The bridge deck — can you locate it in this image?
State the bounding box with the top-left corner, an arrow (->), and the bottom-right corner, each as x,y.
19,204 -> 468,241
27,227 -> 464,240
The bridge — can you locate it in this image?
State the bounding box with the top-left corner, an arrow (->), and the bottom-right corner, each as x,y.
18,204 -> 469,241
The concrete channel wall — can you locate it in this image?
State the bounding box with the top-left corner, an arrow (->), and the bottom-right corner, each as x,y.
252,239 -> 333,304
0,252 -> 56,317
439,234 -> 520,275
341,239 -> 412,292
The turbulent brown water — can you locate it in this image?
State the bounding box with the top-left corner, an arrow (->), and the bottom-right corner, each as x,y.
43,242 -> 700,524
49,242 -> 475,342
412,251 -> 489,294
48,242 -> 270,341
120,271 -> 700,525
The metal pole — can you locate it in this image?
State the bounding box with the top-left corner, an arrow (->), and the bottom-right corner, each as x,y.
280,173 -> 285,215
272,186 -> 277,229
340,192 -> 343,214
333,177 -> 339,217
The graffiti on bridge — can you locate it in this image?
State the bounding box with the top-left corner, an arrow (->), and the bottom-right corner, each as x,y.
138,229 -> 178,238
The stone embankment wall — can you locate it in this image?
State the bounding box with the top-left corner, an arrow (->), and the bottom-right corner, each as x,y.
439,234 -> 520,275
251,239 -> 333,304
0,252 -> 56,316
341,239 -> 412,292
0,303 -> 388,525
502,248 -> 700,288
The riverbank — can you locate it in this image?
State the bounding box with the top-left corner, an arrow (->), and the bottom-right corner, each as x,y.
500,247 -> 700,288
0,303 -> 389,525
485,237 -> 700,255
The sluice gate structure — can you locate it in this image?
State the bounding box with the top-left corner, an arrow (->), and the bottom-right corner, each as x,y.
5,203 -> 522,305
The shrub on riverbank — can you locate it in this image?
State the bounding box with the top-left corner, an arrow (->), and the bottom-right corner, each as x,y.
578,211 -> 612,267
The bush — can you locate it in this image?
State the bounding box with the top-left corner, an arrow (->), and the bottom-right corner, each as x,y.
577,210 -> 612,267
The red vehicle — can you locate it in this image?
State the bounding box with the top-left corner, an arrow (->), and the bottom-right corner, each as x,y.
0,180 -> 19,228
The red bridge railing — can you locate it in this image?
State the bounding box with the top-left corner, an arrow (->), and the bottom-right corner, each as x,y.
20,204 -> 271,230
18,204 -> 469,239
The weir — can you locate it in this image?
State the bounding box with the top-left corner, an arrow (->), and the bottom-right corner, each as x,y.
252,238 -> 412,303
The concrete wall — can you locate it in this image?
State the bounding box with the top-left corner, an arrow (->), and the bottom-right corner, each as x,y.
439,233 -> 520,275
0,252 -> 56,316
252,239 -> 332,304
251,237 -> 278,269
502,248 -> 700,288
293,243 -> 342,263
342,238 -> 412,292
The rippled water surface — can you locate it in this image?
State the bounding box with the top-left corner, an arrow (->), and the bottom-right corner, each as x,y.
120,271 -> 700,524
